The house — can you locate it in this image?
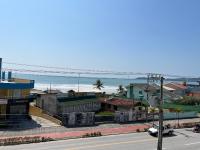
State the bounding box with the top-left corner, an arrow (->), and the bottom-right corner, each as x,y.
188,91 -> 200,97
100,97 -> 148,122
100,97 -> 146,112
36,91 -> 101,117
100,98 -> 134,112
186,86 -> 200,98
126,83 -> 182,103
164,82 -> 187,96
35,91 -> 101,126
0,71 -> 35,125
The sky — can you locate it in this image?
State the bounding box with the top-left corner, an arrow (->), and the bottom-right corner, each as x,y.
0,0 -> 200,77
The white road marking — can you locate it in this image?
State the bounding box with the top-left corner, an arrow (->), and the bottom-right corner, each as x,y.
185,142 -> 200,146
68,138 -> 156,150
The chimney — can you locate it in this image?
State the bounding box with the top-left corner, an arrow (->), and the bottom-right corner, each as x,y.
0,58 -> 2,82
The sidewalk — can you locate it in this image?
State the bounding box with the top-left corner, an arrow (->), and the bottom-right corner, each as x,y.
0,124 -> 150,140
38,124 -> 149,139
0,118 -> 199,140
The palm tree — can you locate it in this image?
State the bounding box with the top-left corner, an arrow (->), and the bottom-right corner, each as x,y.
93,79 -> 104,90
149,107 -> 156,125
175,108 -> 182,127
68,90 -> 76,97
117,85 -> 125,95
169,108 -> 182,127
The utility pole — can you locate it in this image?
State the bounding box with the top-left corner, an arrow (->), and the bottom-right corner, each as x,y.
157,77 -> 164,150
147,73 -> 164,150
145,74 -> 150,122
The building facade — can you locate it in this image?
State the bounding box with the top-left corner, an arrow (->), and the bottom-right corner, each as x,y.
100,98 -> 148,122
0,73 -> 34,124
36,92 -> 101,117
126,83 -> 182,103
164,82 -> 187,96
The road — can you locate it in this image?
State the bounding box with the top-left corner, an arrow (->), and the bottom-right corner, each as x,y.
1,128 -> 200,150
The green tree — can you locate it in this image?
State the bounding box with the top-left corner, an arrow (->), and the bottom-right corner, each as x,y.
93,79 -> 104,90
149,107 -> 156,125
117,85 -> 125,95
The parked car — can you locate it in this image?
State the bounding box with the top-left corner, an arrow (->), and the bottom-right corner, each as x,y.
148,124 -> 174,136
193,124 -> 200,133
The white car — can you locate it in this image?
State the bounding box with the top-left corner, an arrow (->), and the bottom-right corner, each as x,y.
148,124 -> 174,136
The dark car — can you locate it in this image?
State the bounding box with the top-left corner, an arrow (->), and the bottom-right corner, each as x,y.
193,124 -> 200,133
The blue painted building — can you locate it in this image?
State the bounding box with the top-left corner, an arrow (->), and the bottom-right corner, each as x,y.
0,59 -> 35,125
126,83 -> 182,103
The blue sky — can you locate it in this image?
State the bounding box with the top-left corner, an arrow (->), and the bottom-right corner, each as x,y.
0,0 -> 200,76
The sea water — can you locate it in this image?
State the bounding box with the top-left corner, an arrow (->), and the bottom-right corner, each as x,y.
12,73 -> 147,94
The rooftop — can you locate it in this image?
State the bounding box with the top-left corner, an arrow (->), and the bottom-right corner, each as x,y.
100,98 -> 146,107
165,83 -> 187,90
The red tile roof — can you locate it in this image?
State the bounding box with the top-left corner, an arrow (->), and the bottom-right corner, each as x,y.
165,83 -> 187,90
100,98 -> 144,107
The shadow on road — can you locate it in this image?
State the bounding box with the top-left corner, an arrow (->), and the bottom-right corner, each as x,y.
0,119 -> 42,131
175,130 -> 193,138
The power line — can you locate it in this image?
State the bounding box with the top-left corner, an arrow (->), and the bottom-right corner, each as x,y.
3,68 -> 148,76
2,61 -> 198,78
3,62 -> 115,73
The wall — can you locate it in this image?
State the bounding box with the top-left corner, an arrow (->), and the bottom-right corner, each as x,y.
62,112 -> 95,127
0,90 -> 7,98
0,89 -> 31,98
21,89 -> 31,97
164,112 -> 198,119
174,90 -> 185,96
153,112 -> 198,120
36,94 -> 57,116
0,104 -> 6,119
58,101 -> 101,114
114,110 -> 147,123
127,86 -> 147,100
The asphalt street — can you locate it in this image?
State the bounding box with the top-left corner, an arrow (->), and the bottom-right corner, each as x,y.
1,128 -> 200,150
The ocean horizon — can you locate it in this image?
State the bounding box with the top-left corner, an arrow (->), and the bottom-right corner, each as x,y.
10,73 -> 188,94
11,73 -> 148,94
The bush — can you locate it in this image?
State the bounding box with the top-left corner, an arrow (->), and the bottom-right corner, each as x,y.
136,129 -> 140,132
82,132 -> 102,138
176,96 -> 200,105
0,136 -> 53,146
144,128 -> 148,132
